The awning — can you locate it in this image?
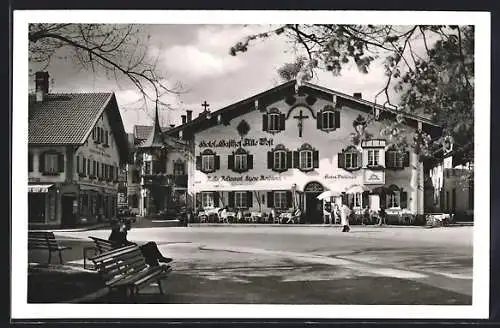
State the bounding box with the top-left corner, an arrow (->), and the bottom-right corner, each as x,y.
28,184 -> 54,193
344,184 -> 370,194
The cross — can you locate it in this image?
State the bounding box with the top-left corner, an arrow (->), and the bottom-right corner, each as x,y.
201,100 -> 210,111
293,110 -> 309,138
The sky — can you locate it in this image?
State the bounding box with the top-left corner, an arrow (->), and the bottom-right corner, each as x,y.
29,24 -> 421,133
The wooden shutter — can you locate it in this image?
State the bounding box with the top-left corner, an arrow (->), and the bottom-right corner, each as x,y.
403,151 -> 410,167
313,150 -> 319,168
105,131 -> 109,145
279,113 -> 286,131
247,191 -> 253,208
58,153 -> 64,172
362,191 -> 369,208
341,192 -> 347,205
196,155 -> 202,170
228,154 -> 234,170
338,153 -> 345,169
76,156 -> 80,173
400,191 -> 408,208
286,191 -> 293,208
195,193 -> 202,209
228,191 -> 235,208
385,151 -> 393,168
334,111 -> 340,129
82,157 -> 86,175
28,153 -> 33,172
92,128 -> 95,141
287,151 -> 293,169
262,114 -> 268,131
356,152 -> 362,168
317,112 -> 323,129
293,151 -> 299,168
248,154 -> 253,170
110,165 -> 114,180
214,192 -> 220,207
267,151 -> 273,169
215,155 -> 220,170
267,192 -> 274,208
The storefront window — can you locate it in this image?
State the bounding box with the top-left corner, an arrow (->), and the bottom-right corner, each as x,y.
274,191 -> 287,209
235,191 -> 247,208
202,192 -> 215,208
386,191 -> 401,208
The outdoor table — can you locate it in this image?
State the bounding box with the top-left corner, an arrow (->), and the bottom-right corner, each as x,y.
250,212 -> 262,223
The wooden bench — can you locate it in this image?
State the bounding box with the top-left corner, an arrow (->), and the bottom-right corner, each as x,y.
83,236 -> 120,270
28,230 -> 72,264
89,245 -> 172,299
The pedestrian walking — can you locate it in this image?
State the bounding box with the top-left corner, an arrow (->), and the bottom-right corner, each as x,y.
362,205 -> 370,225
340,201 -> 351,232
378,206 -> 386,226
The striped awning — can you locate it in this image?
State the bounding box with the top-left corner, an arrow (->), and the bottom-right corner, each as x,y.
28,184 -> 54,193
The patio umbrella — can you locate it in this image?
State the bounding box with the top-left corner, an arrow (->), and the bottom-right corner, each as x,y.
344,185 -> 370,194
317,190 -> 342,200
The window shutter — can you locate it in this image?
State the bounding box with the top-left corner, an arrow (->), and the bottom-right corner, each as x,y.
247,191 -> 253,208
403,151 -> 410,167
82,158 -> 86,175
286,191 -> 293,208
214,192 -> 220,207
195,193 -> 202,208
58,153 -> 64,172
357,152 -> 362,168
362,191 -> 369,208
248,154 -> 253,169
110,165 -> 114,180
28,153 -> 33,172
228,191 -> 235,208
279,113 -> 286,131
267,151 -> 273,169
334,111 -> 340,129
228,154 -> 234,170
338,153 -> 345,169
385,151 -> 393,168
96,161 -> 99,177
287,151 -> 293,169
105,131 -> 109,145
313,150 -> 319,168
262,114 -> 268,131
316,113 -> 323,129
92,128 -> 95,140
196,156 -> 202,170
401,191 -> 408,208
267,192 -> 274,208
293,151 -> 299,168
341,192 -> 347,205
76,156 -> 80,173
215,155 -> 220,170
39,152 -> 46,173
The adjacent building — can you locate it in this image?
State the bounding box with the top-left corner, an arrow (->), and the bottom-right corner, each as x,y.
28,72 -> 129,228
165,80 -> 443,223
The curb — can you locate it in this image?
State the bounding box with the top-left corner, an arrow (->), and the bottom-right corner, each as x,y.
186,223 -> 473,228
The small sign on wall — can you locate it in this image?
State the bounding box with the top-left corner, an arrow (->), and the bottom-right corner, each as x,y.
363,169 -> 385,185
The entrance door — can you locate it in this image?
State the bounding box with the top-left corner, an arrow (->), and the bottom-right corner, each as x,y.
61,195 -> 77,228
28,193 -> 46,223
304,182 -> 325,224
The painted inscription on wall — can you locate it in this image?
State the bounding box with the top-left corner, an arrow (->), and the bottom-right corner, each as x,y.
324,174 -> 356,180
199,138 -> 274,148
89,148 -> 112,158
195,175 -> 282,184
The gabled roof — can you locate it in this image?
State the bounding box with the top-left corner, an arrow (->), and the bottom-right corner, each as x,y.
165,80 -> 441,140
28,92 -> 130,163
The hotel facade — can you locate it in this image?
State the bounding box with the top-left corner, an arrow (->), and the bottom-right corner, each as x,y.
166,80 -> 442,223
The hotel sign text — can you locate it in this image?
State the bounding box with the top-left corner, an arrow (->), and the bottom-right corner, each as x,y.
199,138 -> 274,148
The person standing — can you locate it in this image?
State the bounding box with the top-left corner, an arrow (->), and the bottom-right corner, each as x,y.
378,206 -> 387,226
362,205 -> 370,225
331,203 -> 340,225
340,201 -> 351,232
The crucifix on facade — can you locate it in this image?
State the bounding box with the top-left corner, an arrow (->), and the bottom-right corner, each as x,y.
293,109 -> 309,137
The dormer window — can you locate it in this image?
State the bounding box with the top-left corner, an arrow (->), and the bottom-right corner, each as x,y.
228,148 -> 253,173
294,143 -> 319,172
196,149 -> 220,173
317,105 -> 340,132
267,144 -> 291,172
338,146 -> 362,171
263,107 -> 285,133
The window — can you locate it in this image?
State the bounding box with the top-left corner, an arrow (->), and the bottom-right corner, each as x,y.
104,131 -> 109,146
299,150 -> 313,170
274,191 -> 287,209
385,150 -> 408,169
268,113 -> 280,131
44,153 -> 59,173
387,191 -> 401,208
92,160 -> 97,177
234,153 -> 247,171
132,168 -> 140,183
338,146 -> 361,171
202,155 -> 214,172
322,111 -> 335,129
347,193 -> 363,208
173,161 -> 185,175
367,149 -> 380,166
274,151 -> 287,170
345,152 -> 358,169
235,191 -> 247,208
202,192 -> 215,208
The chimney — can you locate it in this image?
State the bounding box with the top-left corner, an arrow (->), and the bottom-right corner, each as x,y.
186,110 -> 193,122
181,115 -> 187,124
353,92 -> 362,99
35,71 -> 49,102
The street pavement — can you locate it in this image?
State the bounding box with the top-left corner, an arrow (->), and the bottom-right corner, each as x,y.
30,219 -> 473,304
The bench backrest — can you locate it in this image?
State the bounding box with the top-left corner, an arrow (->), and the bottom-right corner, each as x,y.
89,236 -> 117,253
28,231 -> 60,250
90,245 -> 148,282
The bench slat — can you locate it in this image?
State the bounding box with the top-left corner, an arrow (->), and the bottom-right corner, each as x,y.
90,245 -> 138,262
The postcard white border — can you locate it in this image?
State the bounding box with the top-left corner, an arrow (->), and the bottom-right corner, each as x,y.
12,10 -> 490,319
